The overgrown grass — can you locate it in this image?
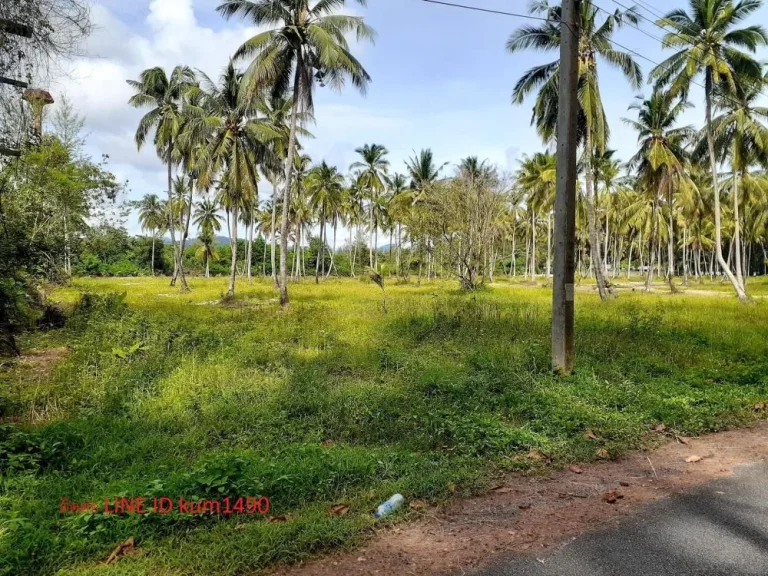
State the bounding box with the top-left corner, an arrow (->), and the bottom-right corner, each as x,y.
1,277 -> 767,575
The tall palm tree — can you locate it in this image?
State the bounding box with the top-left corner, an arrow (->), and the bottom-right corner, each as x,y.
386,173 -> 408,276
137,194 -> 166,276
218,0 -> 376,307
705,72 -> 768,295
306,161 -> 345,283
405,149 -> 446,191
517,152 -> 556,279
127,66 -> 197,291
350,143 -> 390,270
507,0 -> 642,300
193,198 -> 223,236
257,94 -> 314,288
624,90 -> 693,291
188,62 -> 280,298
650,0 -> 767,301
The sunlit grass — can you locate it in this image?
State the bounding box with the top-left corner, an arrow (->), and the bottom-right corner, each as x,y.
1,276 -> 767,575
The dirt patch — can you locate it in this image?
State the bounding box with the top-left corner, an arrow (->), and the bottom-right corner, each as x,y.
18,347 -> 69,377
276,421 -> 768,576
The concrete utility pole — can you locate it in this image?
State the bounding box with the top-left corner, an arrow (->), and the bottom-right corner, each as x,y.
551,0 -> 580,374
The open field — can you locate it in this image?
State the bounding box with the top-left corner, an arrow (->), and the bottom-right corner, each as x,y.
2,277 -> 768,575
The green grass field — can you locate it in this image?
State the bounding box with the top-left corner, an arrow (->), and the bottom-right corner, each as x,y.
2,277 -> 768,575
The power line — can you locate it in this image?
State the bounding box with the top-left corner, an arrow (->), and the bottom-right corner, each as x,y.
419,0 -> 759,111
419,0 -> 550,21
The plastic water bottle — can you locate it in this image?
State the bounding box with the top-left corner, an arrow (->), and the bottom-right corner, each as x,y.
374,494 -> 405,519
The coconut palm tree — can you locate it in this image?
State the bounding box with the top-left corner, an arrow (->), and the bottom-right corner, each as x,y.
188,61 -> 280,298
624,90 -> 693,291
350,143 -> 390,270
137,193 -> 166,276
386,173 -> 409,276
127,66 -> 197,291
405,148 -> 446,191
649,0 -> 767,300
218,0 -> 376,307
257,94 -> 314,288
703,72 -> 768,294
306,161 -> 345,283
195,228 -> 219,278
516,152 -> 556,279
507,0 -> 642,300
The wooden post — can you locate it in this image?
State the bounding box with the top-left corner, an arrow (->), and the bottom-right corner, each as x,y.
551,0 -> 580,374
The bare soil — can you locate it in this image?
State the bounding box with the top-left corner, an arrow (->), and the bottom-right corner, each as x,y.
277,420 -> 768,576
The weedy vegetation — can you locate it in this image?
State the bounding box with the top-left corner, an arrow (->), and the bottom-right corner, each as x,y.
1,277 -> 767,575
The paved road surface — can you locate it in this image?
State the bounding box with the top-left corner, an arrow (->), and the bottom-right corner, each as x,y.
471,462 -> 768,576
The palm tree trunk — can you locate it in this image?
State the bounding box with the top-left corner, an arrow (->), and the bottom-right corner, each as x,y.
706,87 -> 747,300
584,126 -> 609,300
227,206 -> 238,298
166,144 -> 187,291
326,221 -> 337,278
278,60 -> 303,307
546,211 -> 552,278
369,198 -> 374,269
666,183 -> 677,293
733,168 -> 746,293
627,238 -> 633,280
270,181 -> 279,288
247,218 -> 254,283
151,235 -> 156,277
512,224 -> 517,277
682,227 -> 688,285
530,210 -> 536,280
349,226 -> 354,278
604,209 -> 610,269
315,218 -> 325,285
262,233 -> 268,277
646,190 -> 660,292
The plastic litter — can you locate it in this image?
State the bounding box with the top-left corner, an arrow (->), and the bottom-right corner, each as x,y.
374,494 -> 404,519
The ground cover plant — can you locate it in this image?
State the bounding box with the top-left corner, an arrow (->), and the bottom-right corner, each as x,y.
1,277 -> 767,575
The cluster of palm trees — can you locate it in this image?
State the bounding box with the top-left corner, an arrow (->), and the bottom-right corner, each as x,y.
130,0 -> 768,303
128,0 -> 373,303
508,0 -> 768,301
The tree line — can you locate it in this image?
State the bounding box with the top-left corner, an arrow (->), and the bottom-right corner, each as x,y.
127,0 -> 768,304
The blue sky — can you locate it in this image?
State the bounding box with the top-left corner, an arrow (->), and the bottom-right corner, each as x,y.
53,0 -> 768,235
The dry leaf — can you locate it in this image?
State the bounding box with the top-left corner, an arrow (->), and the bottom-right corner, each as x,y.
321,439 -> 335,447
685,455 -> 702,463
652,424 -> 667,432
409,499 -> 427,511
584,430 -> 597,440
595,448 -> 610,459
568,465 -> 583,475
328,504 -> 349,517
676,436 -> 690,445
518,504 -> 532,510
602,491 -> 623,504
491,485 -> 515,494
619,481 -> 630,487
754,402 -> 766,412
105,537 -> 135,565
268,514 -> 292,523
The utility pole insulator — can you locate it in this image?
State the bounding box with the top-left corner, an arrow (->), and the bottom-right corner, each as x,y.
551,0 -> 580,374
